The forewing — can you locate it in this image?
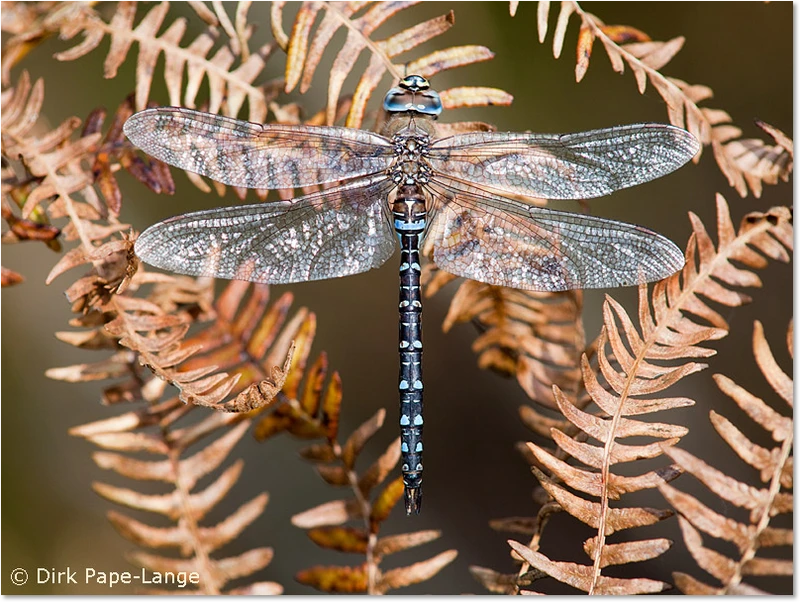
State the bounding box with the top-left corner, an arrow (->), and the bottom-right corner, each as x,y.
135,176 -> 397,284
124,107 -> 394,189
423,177 -> 684,292
428,123 -> 700,200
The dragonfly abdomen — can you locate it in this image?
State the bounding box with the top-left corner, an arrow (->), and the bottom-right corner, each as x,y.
393,185 -> 427,515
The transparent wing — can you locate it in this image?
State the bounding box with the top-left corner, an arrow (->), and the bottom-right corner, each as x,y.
423,176 -> 684,292
135,176 -> 397,284
124,107 -> 394,189
428,123 -> 700,200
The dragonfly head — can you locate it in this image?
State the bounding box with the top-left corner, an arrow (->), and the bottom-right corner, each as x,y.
399,74 -> 430,92
383,74 -> 442,118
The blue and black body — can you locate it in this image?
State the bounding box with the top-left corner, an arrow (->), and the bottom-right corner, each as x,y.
382,75 -> 443,514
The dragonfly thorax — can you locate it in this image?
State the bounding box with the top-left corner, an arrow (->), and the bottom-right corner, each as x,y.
390,133 -> 433,185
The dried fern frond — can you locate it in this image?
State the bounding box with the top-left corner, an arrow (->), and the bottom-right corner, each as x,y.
31,1 -> 291,200
132,279 -> 300,413
49,267 -> 302,413
2,70 -> 102,221
423,265 -> 585,409
659,320 -> 793,595
1,75 -> 174,284
526,2 -> 793,198
81,95 -> 175,216
60,276 -> 323,592
485,195 -> 791,594
272,1 -> 512,127
71,412 -> 281,594
0,0 -> 72,85
10,65 -> 298,413
254,329 -> 456,593
2,75 -> 180,303
46,2 -> 275,121
5,6 -> 457,589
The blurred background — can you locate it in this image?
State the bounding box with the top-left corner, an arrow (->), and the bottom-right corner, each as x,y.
2,2 -> 792,595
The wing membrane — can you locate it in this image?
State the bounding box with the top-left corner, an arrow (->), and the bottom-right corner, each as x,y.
423,176 -> 684,291
428,123 -> 700,200
135,176 -> 397,284
124,108 -> 394,189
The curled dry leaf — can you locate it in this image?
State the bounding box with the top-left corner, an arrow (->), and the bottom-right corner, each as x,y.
218,342 -> 295,412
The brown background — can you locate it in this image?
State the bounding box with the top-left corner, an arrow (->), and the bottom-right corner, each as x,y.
2,2 -> 792,594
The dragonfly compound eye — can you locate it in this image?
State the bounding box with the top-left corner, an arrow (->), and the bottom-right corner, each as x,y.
383,88 -> 442,117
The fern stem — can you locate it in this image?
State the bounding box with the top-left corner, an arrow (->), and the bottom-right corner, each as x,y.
281,393 -> 381,592
169,448 -> 221,593
325,2 -> 403,81
723,433 -> 793,592
331,439 -> 380,593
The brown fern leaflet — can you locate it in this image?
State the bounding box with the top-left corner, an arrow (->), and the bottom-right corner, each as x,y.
423,264 -> 586,409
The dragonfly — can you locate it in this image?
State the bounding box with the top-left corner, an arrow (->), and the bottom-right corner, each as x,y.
124,74 -> 699,515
